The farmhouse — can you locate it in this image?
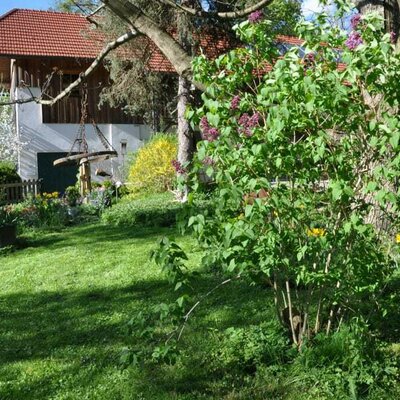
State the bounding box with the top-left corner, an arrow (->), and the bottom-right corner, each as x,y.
0,8 -> 304,193
0,8 -> 162,192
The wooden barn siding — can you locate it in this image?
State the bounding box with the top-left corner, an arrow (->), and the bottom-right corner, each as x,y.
0,58 -> 10,87
15,57 -> 141,124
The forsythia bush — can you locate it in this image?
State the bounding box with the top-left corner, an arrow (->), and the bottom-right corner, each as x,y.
127,134 -> 177,194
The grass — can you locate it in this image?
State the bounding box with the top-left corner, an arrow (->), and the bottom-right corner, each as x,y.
0,223 -> 278,399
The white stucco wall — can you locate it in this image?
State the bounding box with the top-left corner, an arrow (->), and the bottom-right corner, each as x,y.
15,87 -> 151,182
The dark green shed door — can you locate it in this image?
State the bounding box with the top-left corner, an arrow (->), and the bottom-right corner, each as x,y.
37,153 -> 78,194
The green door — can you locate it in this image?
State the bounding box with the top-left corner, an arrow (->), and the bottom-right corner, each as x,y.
37,153 -> 78,194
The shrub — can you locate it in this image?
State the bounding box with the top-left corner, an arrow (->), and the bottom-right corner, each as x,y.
127,134 -> 177,195
185,8 -> 400,347
87,185 -> 114,211
213,321 -> 290,373
11,193 -> 68,229
64,186 -> 80,207
101,193 -> 181,228
0,161 -> 21,184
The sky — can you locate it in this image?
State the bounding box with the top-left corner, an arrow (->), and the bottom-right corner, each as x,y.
302,0 -> 324,18
0,0 -> 54,15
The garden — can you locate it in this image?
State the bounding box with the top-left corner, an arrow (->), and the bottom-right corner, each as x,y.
1,3 -> 400,399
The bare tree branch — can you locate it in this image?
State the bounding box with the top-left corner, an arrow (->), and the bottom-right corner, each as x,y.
0,30 -> 138,106
177,274 -> 240,341
158,0 -> 275,19
87,3 -> 106,18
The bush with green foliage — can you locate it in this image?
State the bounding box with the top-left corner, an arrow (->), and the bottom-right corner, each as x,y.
213,321 -> 290,372
0,161 -> 21,184
183,5 -> 400,347
101,193 -> 181,228
10,192 -> 68,229
64,185 -> 81,207
127,134 -> 177,195
120,4 -> 400,397
0,204 -> 17,228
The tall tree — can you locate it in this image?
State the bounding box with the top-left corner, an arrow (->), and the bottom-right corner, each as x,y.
98,0 -> 301,169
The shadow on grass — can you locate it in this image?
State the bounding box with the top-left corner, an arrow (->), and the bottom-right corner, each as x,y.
15,223 -> 177,252
2,269 -> 398,399
0,274 -> 271,362
0,269 -> 275,399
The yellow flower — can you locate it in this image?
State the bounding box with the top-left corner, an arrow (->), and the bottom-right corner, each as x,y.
307,228 -> 326,237
396,233 -> 400,243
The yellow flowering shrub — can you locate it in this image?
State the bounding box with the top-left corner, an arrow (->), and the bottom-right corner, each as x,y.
127,134 -> 177,194
42,192 -> 59,199
306,228 -> 326,237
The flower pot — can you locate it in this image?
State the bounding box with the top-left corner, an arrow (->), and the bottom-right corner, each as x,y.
0,224 -> 17,247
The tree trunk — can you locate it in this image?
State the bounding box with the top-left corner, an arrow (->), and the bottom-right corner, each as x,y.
177,75 -> 194,166
356,1 -> 399,234
176,2 -> 196,167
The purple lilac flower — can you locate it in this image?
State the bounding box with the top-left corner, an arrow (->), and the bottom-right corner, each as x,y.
238,113 -> 249,124
345,31 -> 363,51
171,159 -> 186,174
207,128 -> 220,141
230,95 -> 241,110
303,52 -> 316,71
305,52 -> 315,62
248,112 -> 260,127
350,14 -> 362,30
248,10 -> 263,24
200,116 -> 220,142
391,31 -> 397,44
238,112 -> 260,137
203,156 -> 215,166
200,116 -> 210,131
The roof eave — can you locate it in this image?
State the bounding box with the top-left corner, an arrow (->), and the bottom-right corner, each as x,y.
0,53 -> 97,60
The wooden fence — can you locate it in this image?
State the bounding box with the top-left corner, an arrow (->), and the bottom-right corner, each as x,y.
0,179 -> 42,204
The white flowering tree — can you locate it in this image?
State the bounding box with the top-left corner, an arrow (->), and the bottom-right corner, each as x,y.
0,99 -> 21,164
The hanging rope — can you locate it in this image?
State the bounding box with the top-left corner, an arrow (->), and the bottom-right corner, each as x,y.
54,82 -> 118,167
91,120 -> 116,152
67,84 -> 89,156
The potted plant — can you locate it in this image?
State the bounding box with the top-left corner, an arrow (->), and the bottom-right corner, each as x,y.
0,205 -> 17,247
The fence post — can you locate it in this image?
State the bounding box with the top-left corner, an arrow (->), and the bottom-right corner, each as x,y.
0,179 -> 42,204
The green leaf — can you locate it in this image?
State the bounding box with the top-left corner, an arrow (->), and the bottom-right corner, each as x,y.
244,204 -> 253,218
227,259 -> 236,272
177,296 -> 186,308
389,131 -> 399,149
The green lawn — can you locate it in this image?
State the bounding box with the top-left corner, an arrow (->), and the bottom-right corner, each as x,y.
0,224 -> 277,399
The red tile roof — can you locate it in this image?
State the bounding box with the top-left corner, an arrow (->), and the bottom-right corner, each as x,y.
0,8 -> 231,72
0,9 -> 308,73
0,9 -> 103,59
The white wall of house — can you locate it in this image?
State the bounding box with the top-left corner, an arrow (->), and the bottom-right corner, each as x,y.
15,87 -> 151,182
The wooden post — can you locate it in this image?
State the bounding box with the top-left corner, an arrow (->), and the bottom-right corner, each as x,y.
79,161 -> 92,196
